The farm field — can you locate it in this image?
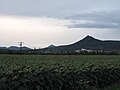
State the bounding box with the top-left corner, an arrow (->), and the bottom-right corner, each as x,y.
0,55 -> 120,90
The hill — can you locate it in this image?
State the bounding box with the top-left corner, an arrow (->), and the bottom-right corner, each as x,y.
0,46 -> 31,51
41,35 -> 120,53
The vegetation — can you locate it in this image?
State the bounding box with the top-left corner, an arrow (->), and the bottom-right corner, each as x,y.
0,55 -> 120,90
41,36 -> 120,52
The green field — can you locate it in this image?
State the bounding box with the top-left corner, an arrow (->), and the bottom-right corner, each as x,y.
0,55 -> 120,90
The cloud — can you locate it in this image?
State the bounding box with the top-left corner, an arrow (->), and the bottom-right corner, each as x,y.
1,0 -> 120,31
0,0 -> 120,17
68,22 -> 118,29
67,11 -> 120,29
0,15 -> 120,48
0,16 -> 70,32
0,0 -> 120,48
0,15 -> 72,48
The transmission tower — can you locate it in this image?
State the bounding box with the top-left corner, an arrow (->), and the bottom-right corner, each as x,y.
18,42 -> 24,51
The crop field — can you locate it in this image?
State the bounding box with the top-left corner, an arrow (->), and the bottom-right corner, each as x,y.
0,55 -> 120,90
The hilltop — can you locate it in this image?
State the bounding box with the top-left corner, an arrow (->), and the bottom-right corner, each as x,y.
0,35 -> 120,54
41,35 -> 120,54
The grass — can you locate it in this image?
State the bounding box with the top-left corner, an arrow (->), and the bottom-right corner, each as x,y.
0,55 -> 120,90
0,55 -> 120,73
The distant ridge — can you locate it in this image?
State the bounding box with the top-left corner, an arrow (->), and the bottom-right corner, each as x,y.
41,35 -> 120,52
0,46 -> 31,51
47,45 -> 56,48
0,35 -> 120,53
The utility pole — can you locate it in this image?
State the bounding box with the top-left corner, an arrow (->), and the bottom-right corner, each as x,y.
18,42 -> 24,51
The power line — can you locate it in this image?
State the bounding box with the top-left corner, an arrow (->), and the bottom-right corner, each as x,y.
18,42 -> 24,51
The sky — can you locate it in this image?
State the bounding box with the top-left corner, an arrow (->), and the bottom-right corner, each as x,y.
0,0 -> 120,48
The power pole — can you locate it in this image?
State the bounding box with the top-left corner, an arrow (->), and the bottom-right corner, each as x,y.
18,42 -> 24,51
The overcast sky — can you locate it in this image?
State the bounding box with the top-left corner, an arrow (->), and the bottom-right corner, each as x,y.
0,0 -> 120,48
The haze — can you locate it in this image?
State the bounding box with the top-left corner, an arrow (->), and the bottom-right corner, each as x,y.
0,0 -> 120,48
